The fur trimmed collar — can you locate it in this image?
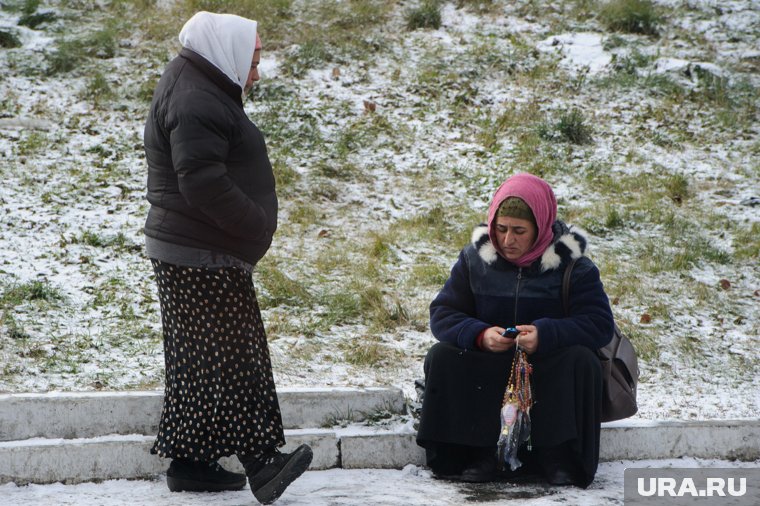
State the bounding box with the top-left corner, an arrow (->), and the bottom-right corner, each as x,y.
471,221 -> 587,272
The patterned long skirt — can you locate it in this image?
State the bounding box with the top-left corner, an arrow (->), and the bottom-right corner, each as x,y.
150,259 -> 285,461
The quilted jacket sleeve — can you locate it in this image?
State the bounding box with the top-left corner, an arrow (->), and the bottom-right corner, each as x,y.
532,257 -> 614,355
429,250 -> 491,350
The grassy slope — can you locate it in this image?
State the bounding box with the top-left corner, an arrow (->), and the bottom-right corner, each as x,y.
0,0 -> 757,417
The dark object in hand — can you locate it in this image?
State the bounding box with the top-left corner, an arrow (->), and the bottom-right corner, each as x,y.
501,327 -> 519,338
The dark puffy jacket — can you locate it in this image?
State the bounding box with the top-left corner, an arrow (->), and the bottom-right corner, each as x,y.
430,222 -> 614,355
143,48 -> 277,265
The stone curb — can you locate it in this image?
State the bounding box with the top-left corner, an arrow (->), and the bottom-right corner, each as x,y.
4,419 -> 759,485
600,419 -> 760,461
0,426 -> 423,485
1,389 -> 758,485
0,387 -> 406,441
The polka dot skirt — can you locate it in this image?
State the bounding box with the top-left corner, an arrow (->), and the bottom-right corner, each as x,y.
150,259 -> 285,461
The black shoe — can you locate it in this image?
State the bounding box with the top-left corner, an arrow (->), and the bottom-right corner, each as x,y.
545,465 -> 576,486
538,444 -> 578,487
431,470 -> 463,481
166,458 -> 247,492
244,445 -> 313,504
459,455 -> 497,483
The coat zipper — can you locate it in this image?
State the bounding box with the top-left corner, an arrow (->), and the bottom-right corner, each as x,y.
513,267 -> 531,451
514,267 -> 522,324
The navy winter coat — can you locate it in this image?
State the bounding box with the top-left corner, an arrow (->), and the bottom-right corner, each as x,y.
430,222 -> 614,355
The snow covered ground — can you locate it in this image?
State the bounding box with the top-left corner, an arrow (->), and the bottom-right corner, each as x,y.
0,0 -> 757,421
0,2 -> 758,504
4,458 -> 759,506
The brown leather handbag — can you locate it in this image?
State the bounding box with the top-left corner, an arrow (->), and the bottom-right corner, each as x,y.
562,258 -> 639,422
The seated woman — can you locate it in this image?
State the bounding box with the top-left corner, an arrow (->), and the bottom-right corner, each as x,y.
416,173 -> 614,488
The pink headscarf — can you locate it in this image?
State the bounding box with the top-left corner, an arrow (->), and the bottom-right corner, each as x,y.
487,173 -> 557,268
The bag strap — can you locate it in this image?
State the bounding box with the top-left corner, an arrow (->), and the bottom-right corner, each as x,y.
561,257 -> 580,316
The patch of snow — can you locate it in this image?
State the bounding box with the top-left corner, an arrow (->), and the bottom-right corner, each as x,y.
0,0 -> 756,426
3,459 -> 759,506
441,2 -> 481,34
536,33 -> 611,75
652,58 -> 724,76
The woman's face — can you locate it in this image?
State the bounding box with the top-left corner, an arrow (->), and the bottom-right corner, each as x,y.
494,216 -> 538,262
244,49 -> 261,95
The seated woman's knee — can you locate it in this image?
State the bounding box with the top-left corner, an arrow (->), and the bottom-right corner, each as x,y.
566,345 -> 601,374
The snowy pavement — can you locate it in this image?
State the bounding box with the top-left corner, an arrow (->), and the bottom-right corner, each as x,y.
4,458 -> 758,505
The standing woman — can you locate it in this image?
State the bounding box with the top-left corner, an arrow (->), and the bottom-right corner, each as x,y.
416,173 -> 614,488
143,11 -> 311,504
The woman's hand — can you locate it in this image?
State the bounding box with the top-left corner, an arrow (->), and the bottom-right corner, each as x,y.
481,327 -> 517,353
515,325 -> 539,354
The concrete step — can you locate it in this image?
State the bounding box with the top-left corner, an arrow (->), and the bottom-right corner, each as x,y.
0,387 -> 405,441
0,425 -> 423,485
2,385 -> 758,486
2,419 -> 759,485
600,418 -> 760,461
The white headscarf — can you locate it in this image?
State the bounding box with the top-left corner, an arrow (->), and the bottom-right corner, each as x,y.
178,11 -> 258,91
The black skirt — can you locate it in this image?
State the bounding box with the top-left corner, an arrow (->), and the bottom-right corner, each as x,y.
416,342 -> 602,487
150,259 -> 285,461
